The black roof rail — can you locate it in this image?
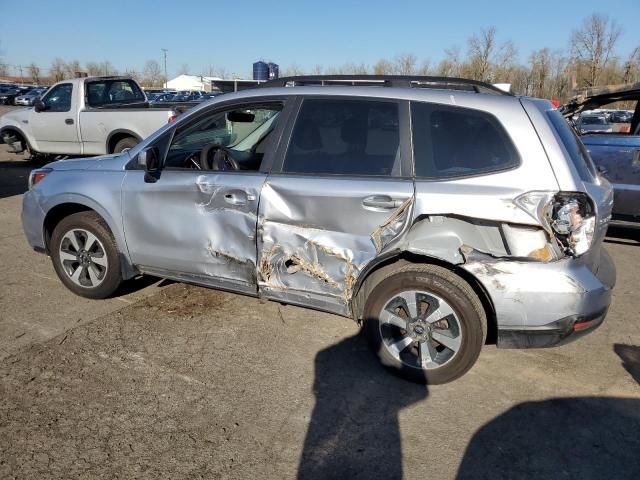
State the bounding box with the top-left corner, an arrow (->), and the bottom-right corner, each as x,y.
261,75 -> 511,95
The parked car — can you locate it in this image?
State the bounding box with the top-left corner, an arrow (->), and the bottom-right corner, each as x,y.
14,87 -> 48,106
0,76 -> 179,156
576,114 -> 612,134
0,86 -> 22,105
21,75 -> 615,384
150,93 -> 176,103
562,82 -> 640,228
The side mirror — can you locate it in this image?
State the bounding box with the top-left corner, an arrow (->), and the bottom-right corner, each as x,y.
137,147 -> 161,182
597,165 -> 608,175
33,99 -> 46,112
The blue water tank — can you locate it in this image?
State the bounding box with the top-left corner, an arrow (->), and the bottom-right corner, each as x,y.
253,61 -> 269,81
268,62 -> 279,79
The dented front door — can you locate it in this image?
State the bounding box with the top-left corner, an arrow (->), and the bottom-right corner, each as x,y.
122,170 -> 264,294
256,97 -> 414,316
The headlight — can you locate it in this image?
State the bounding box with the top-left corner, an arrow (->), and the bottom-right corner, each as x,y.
28,168 -> 52,189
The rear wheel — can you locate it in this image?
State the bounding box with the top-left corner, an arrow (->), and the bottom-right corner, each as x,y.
363,264 -> 486,384
50,211 -> 123,299
113,137 -> 138,154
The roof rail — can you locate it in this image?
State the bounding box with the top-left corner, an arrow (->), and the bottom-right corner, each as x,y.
261,75 -> 511,95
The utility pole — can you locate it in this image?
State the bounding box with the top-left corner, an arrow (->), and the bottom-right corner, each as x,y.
161,48 -> 168,88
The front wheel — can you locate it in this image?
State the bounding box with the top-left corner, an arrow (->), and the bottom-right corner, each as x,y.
363,264 -> 486,384
50,211 -> 123,299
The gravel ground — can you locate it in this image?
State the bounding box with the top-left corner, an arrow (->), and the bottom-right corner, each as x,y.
0,130 -> 638,479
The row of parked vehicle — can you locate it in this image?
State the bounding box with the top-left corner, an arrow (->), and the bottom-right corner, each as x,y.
145,89 -> 221,104
0,83 -> 49,106
574,109 -> 635,134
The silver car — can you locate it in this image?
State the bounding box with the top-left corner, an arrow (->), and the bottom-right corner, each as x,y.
576,114 -> 613,134
21,75 -> 615,384
14,88 -> 47,106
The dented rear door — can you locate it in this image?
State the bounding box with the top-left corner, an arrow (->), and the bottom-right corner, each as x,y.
257,97 -> 414,316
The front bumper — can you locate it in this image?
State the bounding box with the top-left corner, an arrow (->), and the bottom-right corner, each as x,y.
21,190 -> 47,252
462,248 -> 616,349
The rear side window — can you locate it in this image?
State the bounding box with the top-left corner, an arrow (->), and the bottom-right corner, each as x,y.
283,99 -> 400,176
86,79 -> 145,108
411,102 -> 519,178
546,109 -> 596,183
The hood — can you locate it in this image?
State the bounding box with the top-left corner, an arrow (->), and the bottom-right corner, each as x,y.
48,152 -> 130,171
560,82 -> 640,117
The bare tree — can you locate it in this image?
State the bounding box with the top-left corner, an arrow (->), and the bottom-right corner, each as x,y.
50,58 -> 67,82
142,60 -> 163,87
85,62 -> 103,76
27,63 -> 41,85
310,64 -> 324,75
282,63 -> 305,76
466,26 -> 497,81
373,59 -> 393,75
416,59 -> 430,76
570,13 -> 622,87
179,63 -> 190,75
394,53 -> 417,75
437,46 -> 461,76
65,60 -> 82,79
622,47 -> 640,84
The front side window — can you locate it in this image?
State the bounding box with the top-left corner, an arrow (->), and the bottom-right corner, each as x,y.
283,99 -> 400,176
86,79 -> 145,107
411,102 -> 519,178
42,83 -> 73,112
165,103 -> 283,171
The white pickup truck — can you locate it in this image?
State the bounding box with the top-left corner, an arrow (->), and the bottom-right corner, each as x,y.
0,76 -> 179,157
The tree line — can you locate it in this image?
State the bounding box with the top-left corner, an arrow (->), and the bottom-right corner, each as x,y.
1,13 -> 638,102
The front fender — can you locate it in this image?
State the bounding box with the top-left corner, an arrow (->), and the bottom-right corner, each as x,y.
37,171 -> 137,279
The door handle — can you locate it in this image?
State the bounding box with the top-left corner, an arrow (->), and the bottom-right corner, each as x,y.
224,190 -> 256,206
65,118 -> 74,125
362,195 -> 404,210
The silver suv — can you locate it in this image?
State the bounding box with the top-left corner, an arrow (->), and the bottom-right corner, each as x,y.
21,76 -> 616,384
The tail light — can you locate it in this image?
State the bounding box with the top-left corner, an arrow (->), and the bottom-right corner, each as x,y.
549,193 -> 595,256
168,110 -> 178,123
28,168 -> 52,190
515,191 -> 596,257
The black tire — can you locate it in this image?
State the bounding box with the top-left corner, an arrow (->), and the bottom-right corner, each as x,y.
112,137 -> 138,154
50,211 -> 123,299
363,263 -> 486,384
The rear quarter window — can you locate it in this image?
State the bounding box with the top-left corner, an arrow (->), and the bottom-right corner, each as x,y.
546,109 -> 596,183
411,102 -> 520,178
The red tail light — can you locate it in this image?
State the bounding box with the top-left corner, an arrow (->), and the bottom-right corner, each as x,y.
168,111 -> 178,123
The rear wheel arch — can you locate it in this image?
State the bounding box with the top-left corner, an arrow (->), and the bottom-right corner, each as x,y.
107,130 -> 141,154
352,251 -> 497,345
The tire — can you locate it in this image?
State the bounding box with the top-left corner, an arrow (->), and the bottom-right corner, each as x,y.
50,211 -> 123,299
112,137 -> 138,154
363,263 -> 486,384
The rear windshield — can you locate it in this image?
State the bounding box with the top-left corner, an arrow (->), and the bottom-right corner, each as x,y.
547,110 -> 597,183
85,79 -> 145,108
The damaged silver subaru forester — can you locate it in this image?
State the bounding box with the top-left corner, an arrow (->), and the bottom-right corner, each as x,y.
22,76 -> 615,383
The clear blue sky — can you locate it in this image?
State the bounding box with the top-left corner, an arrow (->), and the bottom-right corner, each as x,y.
0,0 -> 638,78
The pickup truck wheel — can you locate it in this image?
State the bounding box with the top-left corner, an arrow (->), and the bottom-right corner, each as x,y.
363,264 -> 486,384
50,212 -> 123,299
113,137 -> 138,153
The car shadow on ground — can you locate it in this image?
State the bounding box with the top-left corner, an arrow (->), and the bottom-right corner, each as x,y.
297,331 -> 428,479
456,344 -> 640,479
299,336 -> 640,479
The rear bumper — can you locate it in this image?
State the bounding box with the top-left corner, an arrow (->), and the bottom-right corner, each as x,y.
462,248 -> 616,349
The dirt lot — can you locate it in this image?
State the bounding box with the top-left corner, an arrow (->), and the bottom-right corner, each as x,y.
0,114 -> 638,479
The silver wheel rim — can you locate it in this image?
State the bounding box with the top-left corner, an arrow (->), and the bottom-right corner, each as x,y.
379,290 -> 462,370
58,228 -> 108,288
